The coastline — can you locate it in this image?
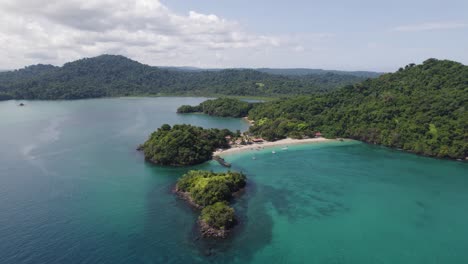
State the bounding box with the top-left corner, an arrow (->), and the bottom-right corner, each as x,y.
213,137 -> 335,156
242,116 -> 255,126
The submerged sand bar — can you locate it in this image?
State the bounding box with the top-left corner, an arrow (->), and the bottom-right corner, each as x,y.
213,137 -> 334,156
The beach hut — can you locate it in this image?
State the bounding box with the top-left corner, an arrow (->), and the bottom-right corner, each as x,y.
315,132 -> 323,138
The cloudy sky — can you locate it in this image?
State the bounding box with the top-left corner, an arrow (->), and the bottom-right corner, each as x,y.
0,0 -> 467,71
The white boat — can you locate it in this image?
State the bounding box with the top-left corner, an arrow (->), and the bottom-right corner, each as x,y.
272,151 -> 276,154
282,146 -> 288,150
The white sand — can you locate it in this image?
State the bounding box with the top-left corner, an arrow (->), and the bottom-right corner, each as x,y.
213,137 -> 334,156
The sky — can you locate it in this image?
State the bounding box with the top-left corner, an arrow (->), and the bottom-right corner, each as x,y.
0,0 -> 467,71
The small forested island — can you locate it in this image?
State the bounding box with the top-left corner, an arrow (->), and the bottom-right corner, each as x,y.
138,124 -> 249,238
177,98 -> 255,118
138,124 -> 233,166
175,170 -> 247,238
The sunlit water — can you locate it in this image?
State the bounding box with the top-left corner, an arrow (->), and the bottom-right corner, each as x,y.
0,98 -> 467,264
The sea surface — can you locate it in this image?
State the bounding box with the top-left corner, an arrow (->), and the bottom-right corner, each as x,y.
0,97 -> 467,264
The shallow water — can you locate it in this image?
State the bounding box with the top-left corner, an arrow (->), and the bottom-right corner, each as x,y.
0,98 -> 467,264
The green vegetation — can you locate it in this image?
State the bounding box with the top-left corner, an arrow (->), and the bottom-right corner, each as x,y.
249,117 -> 315,141
248,59 -> 468,159
139,124 -> 233,166
200,202 -> 236,230
0,55 -> 366,100
176,104 -> 201,113
176,170 -> 246,237
256,68 -> 383,78
176,170 -> 246,206
0,92 -> 13,101
177,98 -> 254,117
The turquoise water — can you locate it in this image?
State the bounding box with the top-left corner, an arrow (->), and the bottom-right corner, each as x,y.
0,98 -> 467,263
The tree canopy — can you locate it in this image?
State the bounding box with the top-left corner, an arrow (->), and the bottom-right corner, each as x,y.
200,202 -> 236,230
176,170 -> 246,207
177,98 -> 254,118
139,124 -> 233,166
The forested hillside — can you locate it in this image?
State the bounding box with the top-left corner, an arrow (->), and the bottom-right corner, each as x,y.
248,59 -> 467,159
155,66 -> 383,78
0,55 -> 365,100
177,98 -> 254,118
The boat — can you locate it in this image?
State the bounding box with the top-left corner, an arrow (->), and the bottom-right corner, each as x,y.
272,151 -> 276,154
252,156 -> 256,160
281,146 -> 288,150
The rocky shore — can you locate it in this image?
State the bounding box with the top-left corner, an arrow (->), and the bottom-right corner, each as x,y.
198,219 -> 232,238
174,188 -> 202,209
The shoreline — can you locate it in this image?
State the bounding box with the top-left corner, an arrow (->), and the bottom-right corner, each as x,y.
213,137 -> 336,156
242,116 -> 255,126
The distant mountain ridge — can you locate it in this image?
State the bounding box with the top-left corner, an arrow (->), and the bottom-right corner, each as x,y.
256,68 -> 383,78
0,55 -> 367,100
158,66 -> 383,78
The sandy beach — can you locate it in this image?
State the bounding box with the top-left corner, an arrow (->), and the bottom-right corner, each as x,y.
213,137 -> 334,156
242,116 -> 255,125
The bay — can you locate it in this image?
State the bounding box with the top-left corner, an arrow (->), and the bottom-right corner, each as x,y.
0,98 -> 467,264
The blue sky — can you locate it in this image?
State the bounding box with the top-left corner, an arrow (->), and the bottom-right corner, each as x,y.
164,0 -> 468,71
0,0 -> 467,71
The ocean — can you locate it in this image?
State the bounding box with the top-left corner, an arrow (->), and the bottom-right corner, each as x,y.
0,98 -> 467,264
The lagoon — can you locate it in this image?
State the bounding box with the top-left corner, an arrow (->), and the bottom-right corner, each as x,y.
0,98 -> 467,263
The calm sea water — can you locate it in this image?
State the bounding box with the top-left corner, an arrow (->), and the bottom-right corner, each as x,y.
0,98 -> 467,264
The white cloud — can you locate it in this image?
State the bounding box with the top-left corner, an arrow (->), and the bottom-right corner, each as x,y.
393,22 -> 468,32
0,0 -> 287,68
294,45 -> 305,52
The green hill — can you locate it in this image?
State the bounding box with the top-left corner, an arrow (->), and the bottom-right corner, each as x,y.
248,59 -> 468,159
0,55 -> 365,100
